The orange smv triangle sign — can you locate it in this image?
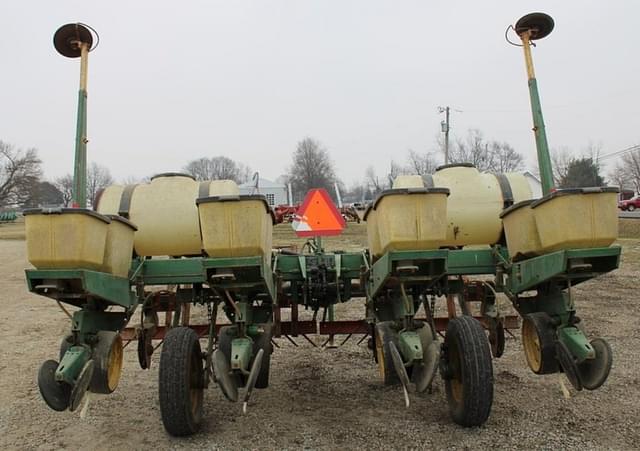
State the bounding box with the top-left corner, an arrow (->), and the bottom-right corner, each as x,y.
292,188 -> 346,237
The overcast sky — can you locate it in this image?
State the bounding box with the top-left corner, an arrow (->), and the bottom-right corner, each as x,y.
1,1 -> 638,186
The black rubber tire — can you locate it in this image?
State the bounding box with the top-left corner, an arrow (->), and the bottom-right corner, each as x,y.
522,312 -> 559,375
442,316 -> 494,427
374,321 -> 400,386
38,359 -> 71,412
159,327 -> 204,437
253,323 -> 273,389
90,331 -> 124,394
628,205 -> 636,212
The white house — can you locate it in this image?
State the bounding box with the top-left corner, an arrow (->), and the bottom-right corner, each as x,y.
239,178 -> 288,206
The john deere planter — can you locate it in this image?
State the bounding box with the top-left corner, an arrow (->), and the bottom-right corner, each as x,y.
26,15 -> 619,435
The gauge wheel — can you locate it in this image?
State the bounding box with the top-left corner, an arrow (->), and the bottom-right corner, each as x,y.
159,327 -> 204,436
442,315 -> 493,427
522,312 -> 559,374
374,321 -> 400,386
90,331 -> 124,394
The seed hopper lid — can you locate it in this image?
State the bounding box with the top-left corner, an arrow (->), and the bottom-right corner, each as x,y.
499,199 -> 537,218
435,162 -> 476,172
150,172 -> 196,181
23,207 -> 111,224
196,194 -> 276,224
105,214 -> 138,231
531,187 -> 620,209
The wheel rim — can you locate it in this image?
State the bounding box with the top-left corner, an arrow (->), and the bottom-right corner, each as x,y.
107,334 -> 124,391
522,318 -> 542,372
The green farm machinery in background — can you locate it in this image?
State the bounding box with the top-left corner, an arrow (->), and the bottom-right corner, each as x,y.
26,13 -> 619,436
0,211 -> 18,222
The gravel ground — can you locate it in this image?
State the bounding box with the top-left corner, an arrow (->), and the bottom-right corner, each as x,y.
1,236 -> 639,450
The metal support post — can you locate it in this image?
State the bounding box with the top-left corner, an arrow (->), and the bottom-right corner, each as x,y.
73,42 -> 89,207
520,31 -> 554,195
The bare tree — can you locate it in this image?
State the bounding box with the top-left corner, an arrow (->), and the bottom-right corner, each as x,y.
491,142 -> 524,173
449,130 -> 493,170
0,141 -> 42,207
548,147 -> 568,185
448,130 -> 524,173
54,174 -> 74,207
406,150 -> 438,175
184,156 -> 251,183
618,150 -> 640,192
365,166 -> 384,194
87,162 -> 114,207
287,137 -> 337,201
607,161 -> 630,190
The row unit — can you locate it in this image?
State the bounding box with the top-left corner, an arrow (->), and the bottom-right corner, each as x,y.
365,169 -> 618,259
25,178 -> 274,277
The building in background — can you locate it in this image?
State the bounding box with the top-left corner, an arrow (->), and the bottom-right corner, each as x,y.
239,178 -> 288,206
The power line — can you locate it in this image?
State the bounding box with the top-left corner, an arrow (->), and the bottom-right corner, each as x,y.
597,144 -> 640,162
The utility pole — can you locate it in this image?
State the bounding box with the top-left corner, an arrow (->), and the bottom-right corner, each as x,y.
438,106 -> 451,164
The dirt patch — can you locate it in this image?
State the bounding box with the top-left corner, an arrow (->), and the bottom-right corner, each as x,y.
619,218 -> 640,238
0,218 -> 25,240
1,230 -> 639,450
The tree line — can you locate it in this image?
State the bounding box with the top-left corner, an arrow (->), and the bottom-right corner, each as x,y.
2,132 -> 636,210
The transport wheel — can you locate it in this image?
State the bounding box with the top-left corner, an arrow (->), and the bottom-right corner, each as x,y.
442,316 -> 493,427
374,321 -> 400,385
38,360 -> 71,412
577,338 -> 612,390
159,327 -> 204,436
522,312 -> 559,374
253,323 -> 273,389
90,331 -> 124,394
556,340 -> 583,391
412,322 -> 440,393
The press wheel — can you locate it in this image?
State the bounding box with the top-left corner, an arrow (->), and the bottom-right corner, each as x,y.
522,312 -> 559,374
442,316 -> 493,427
374,321 -> 400,386
159,327 -> 204,436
